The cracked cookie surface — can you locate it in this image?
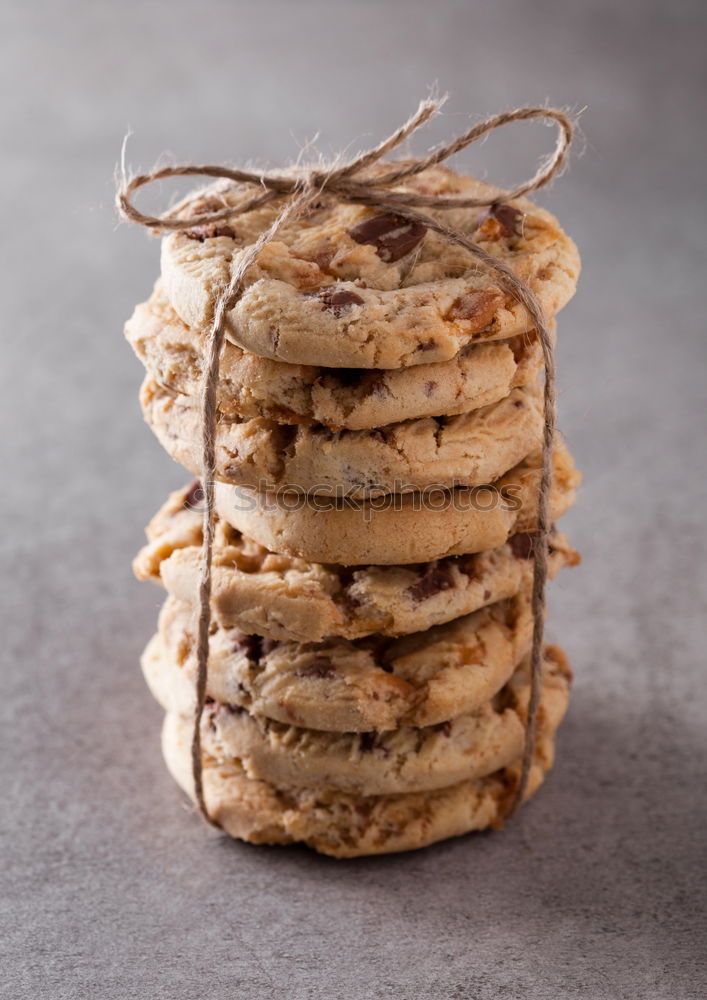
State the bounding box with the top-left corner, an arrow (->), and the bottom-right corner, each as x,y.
126,284 -> 549,430
160,164 -> 579,368
158,646 -> 570,796
140,374 -> 545,496
142,590 -> 534,731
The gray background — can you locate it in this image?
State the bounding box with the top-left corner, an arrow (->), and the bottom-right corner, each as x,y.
2,1 -> 705,997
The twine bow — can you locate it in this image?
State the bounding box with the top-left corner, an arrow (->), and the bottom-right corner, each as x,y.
118,98 -> 574,827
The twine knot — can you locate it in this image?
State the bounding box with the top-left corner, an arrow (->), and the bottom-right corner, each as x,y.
118,100 -> 572,233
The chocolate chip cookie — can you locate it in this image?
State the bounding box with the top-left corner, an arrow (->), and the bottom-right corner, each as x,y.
126,283 -> 549,430
160,644 -> 570,857
140,374 -> 545,497
134,482 -> 578,642
159,644 -> 569,796
143,590 -> 534,731
160,164 -> 579,368
212,440 -> 581,565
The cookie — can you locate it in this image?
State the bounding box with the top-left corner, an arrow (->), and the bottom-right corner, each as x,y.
160,645 -> 570,856
162,711 -> 559,857
212,440 -> 581,565
153,646 -> 570,796
140,374 -> 545,496
142,590 -> 533,731
126,283 -> 548,430
134,482 -> 579,642
160,164 -> 580,368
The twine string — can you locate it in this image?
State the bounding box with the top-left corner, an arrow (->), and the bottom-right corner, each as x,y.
190,193 -> 316,821
118,99 -> 573,824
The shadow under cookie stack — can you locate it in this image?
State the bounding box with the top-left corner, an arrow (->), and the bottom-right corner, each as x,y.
125,162 -> 581,858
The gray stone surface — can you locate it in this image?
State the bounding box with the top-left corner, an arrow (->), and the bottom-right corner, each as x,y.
1,1 -> 705,996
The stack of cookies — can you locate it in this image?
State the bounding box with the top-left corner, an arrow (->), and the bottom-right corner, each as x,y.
126,164 -> 581,857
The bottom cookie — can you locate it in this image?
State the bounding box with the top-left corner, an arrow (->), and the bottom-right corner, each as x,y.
160,646 -> 570,857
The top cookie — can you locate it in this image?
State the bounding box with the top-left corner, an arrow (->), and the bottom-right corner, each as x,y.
160,164 -> 580,368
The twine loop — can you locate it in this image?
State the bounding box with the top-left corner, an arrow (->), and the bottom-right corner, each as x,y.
118,97 -> 574,828
119,104 -> 572,243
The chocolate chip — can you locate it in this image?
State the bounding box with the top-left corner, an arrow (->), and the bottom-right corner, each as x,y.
424,380 -> 437,397
298,657 -> 336,679
368,377 -> 389,399
509,532 -> 537,559
314,286 -> 365,316
185,224 -> 237,242
348,213 -> 427,263
418,339 -> 437,352
483,589 -> 492,601
358,732 -> 377,752
479,203 -> 523,239
407,565 -> 457,602
182,479 -> 204,510
337,567 -> 357,588
451,553 -> 478,576
233,634 -> 261,660
333,368 -> 365,387
301,247 -> 336,272
447,288 -> 504,328
232,634 -> 278,662
354,800 -> 375,819
332,368 -> 387,396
